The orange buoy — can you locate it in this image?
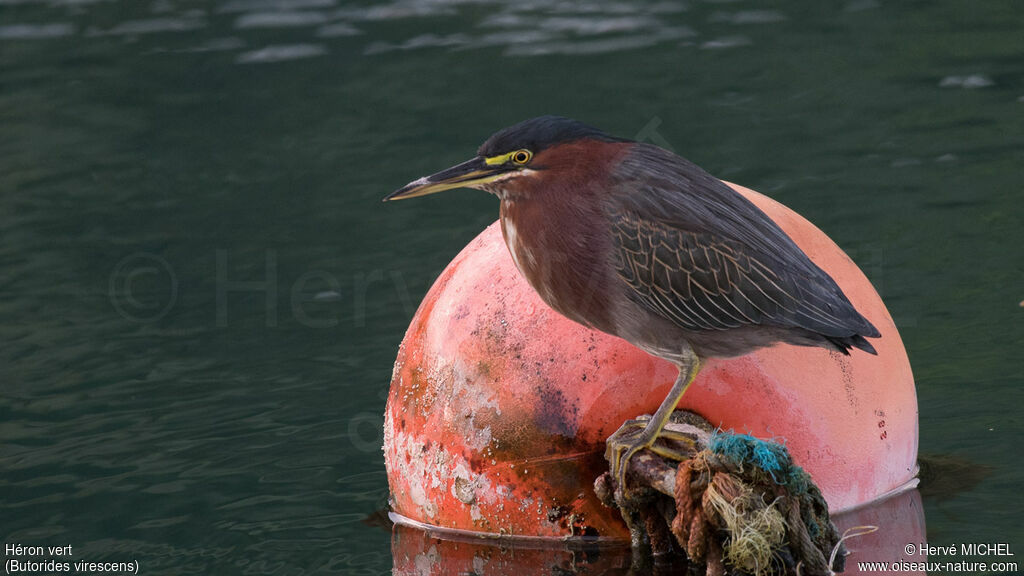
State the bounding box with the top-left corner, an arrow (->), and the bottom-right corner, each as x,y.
384,182 -> 918,541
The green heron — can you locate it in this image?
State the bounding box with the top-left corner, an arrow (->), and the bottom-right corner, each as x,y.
385,116 -> 880,492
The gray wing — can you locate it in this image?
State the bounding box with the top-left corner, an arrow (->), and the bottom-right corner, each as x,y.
608,143 -> 880,350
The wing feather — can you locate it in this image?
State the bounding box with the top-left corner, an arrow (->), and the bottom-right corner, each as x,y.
606,143 -> 881,345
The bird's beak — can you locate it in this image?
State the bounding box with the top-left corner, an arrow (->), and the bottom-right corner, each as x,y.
384,156 -> 508,201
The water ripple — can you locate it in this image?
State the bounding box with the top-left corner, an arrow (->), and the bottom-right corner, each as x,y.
700,35 -> 751,49
236,43 -> 327,63
359,2 -> 700,57
709,10 -> 788,24
218,0 -> 335,13
334,3 -> 458,22
505,27 -> 694,56
364,33 -> 470,55
537,15 -> 662,35
474,29 -> 560,47
939,74 -> 995,89
0,23 -> 76,39
234,11 -> 330,29
0,0 -> 713,59
86,17 -> 206,36
315,22 -> 361,37
179,37 -> 246,52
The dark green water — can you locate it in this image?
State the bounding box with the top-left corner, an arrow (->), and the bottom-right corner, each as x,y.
2,0 -> 1022,573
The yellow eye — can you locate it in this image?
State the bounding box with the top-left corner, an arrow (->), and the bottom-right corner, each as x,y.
511,149 -> 532,165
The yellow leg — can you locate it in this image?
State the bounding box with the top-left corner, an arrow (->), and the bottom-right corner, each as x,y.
605,356 -> 701,492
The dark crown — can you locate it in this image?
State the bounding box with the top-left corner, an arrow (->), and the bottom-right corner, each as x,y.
478,116 -> 625,157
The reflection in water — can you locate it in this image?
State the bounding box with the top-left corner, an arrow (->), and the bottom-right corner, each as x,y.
390,489 -> 927,575
917,453 -> 994,502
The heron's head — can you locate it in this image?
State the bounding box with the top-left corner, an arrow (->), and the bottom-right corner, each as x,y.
384,116 -> 626,202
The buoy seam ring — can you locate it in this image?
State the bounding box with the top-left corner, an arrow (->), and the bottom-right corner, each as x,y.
388,511 -> 630,549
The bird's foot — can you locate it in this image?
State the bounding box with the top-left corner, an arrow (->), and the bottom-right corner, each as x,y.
605,417 -> 698,494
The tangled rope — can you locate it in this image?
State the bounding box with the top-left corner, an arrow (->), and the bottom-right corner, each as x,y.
596,415 -> 849,576
672,432 -> 843,575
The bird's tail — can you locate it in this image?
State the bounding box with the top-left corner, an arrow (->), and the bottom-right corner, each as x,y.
826,333 -> 878,356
